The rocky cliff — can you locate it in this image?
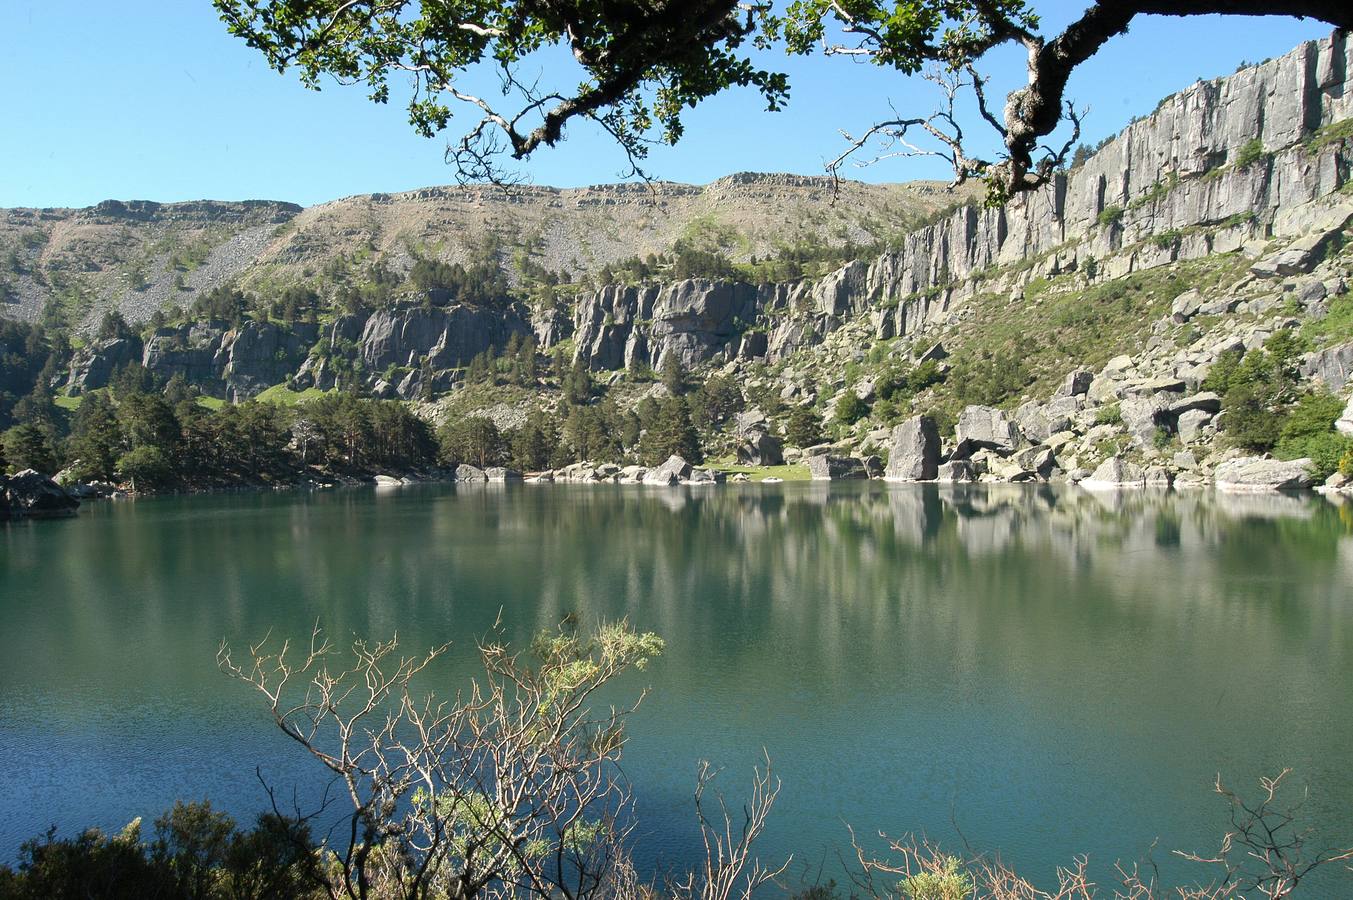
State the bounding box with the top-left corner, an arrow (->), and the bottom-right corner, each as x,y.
566,30 -> 1353,375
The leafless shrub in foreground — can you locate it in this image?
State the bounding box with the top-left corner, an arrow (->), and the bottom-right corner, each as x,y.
844,770 -> 1352,900
218,619 -> 664,900
218,620 -> 788,900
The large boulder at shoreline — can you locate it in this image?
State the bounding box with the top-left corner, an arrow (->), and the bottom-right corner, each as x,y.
955,405 -> 1018,454
455,464 -> 488,483
936,460 -> 976,482
884,416 -> 939,481
484,467 -> 522,482
643,455 -> 692,485
736,431 -> 784,466
1215,457 -> 1314,492
1081,457 -> 1146,489
2,469 -> 80,518
806,454 -> 868,480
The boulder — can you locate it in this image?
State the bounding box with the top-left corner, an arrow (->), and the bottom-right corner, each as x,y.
643,455 -> 692,485
1120,395 -> 1170,443
455,464 -> 488,483
2,470 -> 80,518
1101,355 -> 1134,377
916,342 -> 948,364
733,409 -> 768,439
1166,392 -> 1223,417
1014,445 -> 1057,478
1144,466 -> 1174,488
1055,369 -> 1093,398
1197,296 -> 1241,316
736,431 -> 784,466
1215,457 -> 1314,492
1300,342 -> 1353,392
1337,395 -> 1353,437
955,405 -> 1019,454
484,467 -> 522,482
373,474 -> 403,487
1171,289 -> 1204,322
805,454 -> 867,480
935,460 -> 976,483
1081,457 -> 1146,489
883,416 -> 940,481
1177,409 -> 1216,442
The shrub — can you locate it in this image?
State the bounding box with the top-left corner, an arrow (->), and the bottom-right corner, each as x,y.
1097,205 -> 1124,228
900,855 -> 973,900
1234,138 -> 1267,169
834,391 -> 869,425
1222,382 -> 1284,452
785,406 -> 823,448
1274,392 -> 1353,479
1095,403 -> 1123,426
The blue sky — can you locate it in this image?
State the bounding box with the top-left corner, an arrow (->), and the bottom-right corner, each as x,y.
0,1 -> 1335,208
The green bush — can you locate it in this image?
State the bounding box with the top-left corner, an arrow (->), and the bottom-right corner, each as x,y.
1095,403 -> 1123,426
785,406 -> 823,449
1274,392 -> 1353,479
1234,138 -> 1267,169
900,855 -> 973,900
834,391 -> 869,425
0,801 -> 321,900
1222,382 -> 1284,452
1097,205 -> 1124,228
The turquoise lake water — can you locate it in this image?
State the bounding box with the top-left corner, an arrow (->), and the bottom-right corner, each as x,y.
2,482 -> 1352,891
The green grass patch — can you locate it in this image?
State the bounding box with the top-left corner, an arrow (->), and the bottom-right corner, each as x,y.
197,395 -> 226,411
1300,287 -> 1353,349
1305,118 -> 1353,156
53,394 -> 83,412
255,384 -> 331,406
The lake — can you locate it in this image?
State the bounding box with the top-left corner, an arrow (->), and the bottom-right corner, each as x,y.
2,482 -> 1352,892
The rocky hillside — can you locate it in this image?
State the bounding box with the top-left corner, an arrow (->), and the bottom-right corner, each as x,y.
0,175 -> 964,331
7,30 -> 1353,497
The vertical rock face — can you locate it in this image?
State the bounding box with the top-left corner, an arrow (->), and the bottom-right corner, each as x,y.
884,416 -> 940,481
220,321 -> 318,400
360,304 -> 532,372
143,323 -> 228,389
573,279 -> 761,370
562,31 -> 1353,373
138,320 -> 318,399
66,336 -> 143,393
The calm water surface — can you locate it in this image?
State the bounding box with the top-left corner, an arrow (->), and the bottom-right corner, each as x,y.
3,482 -> 1352,890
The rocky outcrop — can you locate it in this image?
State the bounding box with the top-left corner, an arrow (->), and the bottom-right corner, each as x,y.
2,469 -> 80,519
643,455 -> 693,485
139,320 -> 317,400
67,336 -> 143,393
1081,457 -> 1147,489
221,321 -> 317,400
1338,396 -> 1353,437
884,416 -> 940,481
955,406 -> 1019,455
573,280 -> 762,371
806,454 -> 868,480
1215,457 -> 1315,492
360,302 -> 531,373
1301,341 -> 1353,391
736,431 -> 784,466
